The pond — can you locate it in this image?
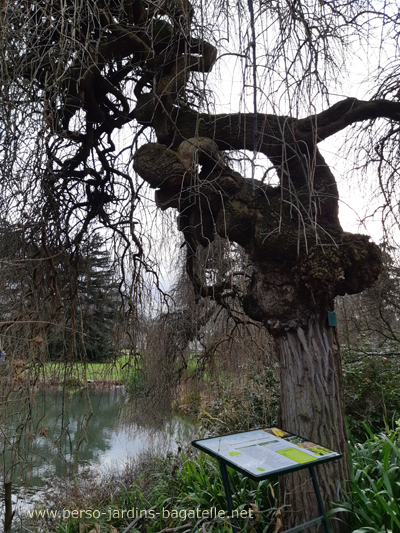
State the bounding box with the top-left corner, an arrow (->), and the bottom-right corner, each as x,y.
0,386 -> 196,517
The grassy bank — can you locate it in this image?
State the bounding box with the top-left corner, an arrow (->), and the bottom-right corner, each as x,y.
40,354 -> 137,385
22,422 -> 400,533
26,446 -> 278,533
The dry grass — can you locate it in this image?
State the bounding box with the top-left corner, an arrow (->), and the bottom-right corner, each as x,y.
24,452 -> 157,531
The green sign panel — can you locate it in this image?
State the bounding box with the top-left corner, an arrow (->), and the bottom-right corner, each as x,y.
328,311 -> 337,327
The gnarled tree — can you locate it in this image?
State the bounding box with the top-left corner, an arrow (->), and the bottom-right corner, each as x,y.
1,0 -> 400,529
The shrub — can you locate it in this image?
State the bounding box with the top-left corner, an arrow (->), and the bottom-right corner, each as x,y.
343,353 -> 400,440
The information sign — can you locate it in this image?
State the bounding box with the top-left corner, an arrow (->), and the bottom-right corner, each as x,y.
192,427 -> 341,480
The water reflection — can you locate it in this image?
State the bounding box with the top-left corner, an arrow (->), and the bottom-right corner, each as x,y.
1,387 -> 195,489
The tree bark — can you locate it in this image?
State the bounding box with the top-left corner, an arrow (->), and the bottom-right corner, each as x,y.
276,311 -> 348,532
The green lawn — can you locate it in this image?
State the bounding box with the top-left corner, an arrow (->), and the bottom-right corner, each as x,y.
42,354 -> 137,383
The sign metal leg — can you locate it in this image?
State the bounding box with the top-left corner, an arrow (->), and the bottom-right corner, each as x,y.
308,465 -> 331,533
219,460 -> 239,533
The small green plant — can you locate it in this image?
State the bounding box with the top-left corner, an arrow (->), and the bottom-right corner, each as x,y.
332,422 -> 400,532
57,516 -> 78,533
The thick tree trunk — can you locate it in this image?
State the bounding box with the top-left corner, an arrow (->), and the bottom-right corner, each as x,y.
276,310 -> 349,532
135,140 -> 382,532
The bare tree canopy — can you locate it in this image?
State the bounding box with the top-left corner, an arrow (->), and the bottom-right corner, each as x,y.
1,0 -> 400,529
